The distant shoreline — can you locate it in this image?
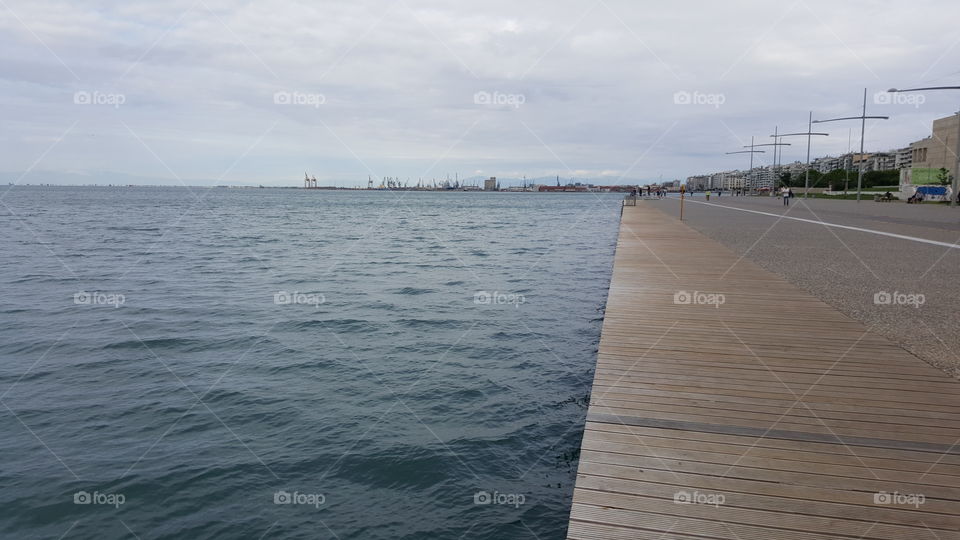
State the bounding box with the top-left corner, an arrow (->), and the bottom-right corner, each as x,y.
6,184 -> 644,192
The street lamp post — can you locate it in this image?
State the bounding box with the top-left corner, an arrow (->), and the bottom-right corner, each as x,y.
770,127 -> 790,180
775,111 -> 830,198
813,88 -> 889,202
771,126 -> 785,185
888,86 -> 960,207
747,139 -> 791,194
773,126 -> 781,177
726,136 -> 766,195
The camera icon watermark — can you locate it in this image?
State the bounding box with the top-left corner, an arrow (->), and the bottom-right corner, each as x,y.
74,290 -> 125,308
274,290 -> 325,308
73,91 -> 126,108
474,290 -> 525,308
673,490 -> 725,507
73,490 -> 126,508
873,491 -> 924,508
473,490 -> 525,508
273,490 -> 325,508
873,91 -> 925,108
873,290 -> 924,308
674,290 -> 724,308
473,90 -> 525,108
273,91 -> 326,108
673,90 -> 725,108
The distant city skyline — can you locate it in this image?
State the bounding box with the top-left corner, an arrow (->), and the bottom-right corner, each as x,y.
3,0 -> 960,187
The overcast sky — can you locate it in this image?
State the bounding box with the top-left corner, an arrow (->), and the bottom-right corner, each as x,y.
3,0 -> 960,187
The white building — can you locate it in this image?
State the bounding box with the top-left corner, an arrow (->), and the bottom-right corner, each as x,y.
748,166 -> 777,190
721,171 -> 746,190
686,175 -> 710,190
895,146 -> 913,169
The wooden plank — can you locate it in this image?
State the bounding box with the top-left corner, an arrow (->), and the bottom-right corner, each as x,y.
576,461 -> 960,514
583,421 -> 960,465
566,204 -> 960,539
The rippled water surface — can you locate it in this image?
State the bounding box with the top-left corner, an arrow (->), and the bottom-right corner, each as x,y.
0,187 -> 622,539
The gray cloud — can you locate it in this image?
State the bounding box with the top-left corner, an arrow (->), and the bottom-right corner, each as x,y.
2,0 -> 959,186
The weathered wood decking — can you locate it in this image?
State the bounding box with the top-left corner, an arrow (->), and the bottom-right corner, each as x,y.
567,203 -> 960,539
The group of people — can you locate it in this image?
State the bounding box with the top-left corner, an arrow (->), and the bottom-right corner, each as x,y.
906,191 -> 926,204
691,189 -> 748,196
631,187 -> 667,198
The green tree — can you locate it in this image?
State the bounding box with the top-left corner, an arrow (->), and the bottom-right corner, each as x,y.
862,169 -> 900,189
936,167 -> 953,186
822,169 -> 853,191
803,169 -> 824,189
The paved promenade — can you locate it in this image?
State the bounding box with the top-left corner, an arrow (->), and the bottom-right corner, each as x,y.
659,195 -> 960,378
567,203 -> 960,539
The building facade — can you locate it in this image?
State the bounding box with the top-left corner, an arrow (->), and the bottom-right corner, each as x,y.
907,114 -> 959,184
895,146 -> 913,169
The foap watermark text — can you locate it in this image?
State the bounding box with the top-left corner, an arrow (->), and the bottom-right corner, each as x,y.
274,490 -> 325,508
74,490 -> 125,508
474,91 -> 525,108
474,490 -> 525,508
673,90 -> 725,108
674,490 -> 725,507
74,91 -> 126,108
274,291 -> 325,307
874,291 -> 924,308
74,291 -> 125,308
274,91 -> 325,108
874,491 -> 925,508
674,290 -> 724,308
474,291 -> 525,307
874,91 -> 925,108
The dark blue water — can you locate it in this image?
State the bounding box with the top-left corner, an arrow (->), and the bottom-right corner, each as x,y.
0,186 -> 622,539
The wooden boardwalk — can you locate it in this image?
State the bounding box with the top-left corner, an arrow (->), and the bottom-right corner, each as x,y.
567,203 -> 960,540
